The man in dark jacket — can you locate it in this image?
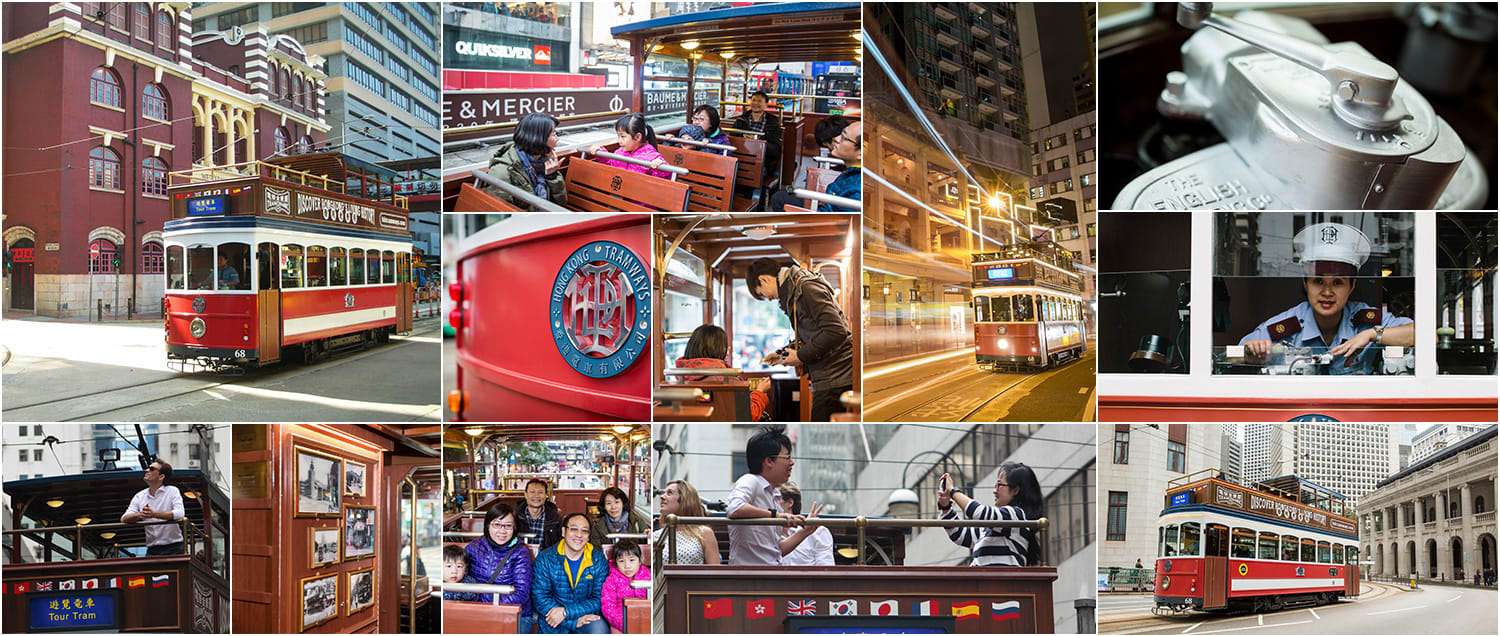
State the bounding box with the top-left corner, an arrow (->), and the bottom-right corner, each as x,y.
730,91 -> 783,177
746,258 -> 855,420
532,513 -> 610,634
516,478 -> 564,548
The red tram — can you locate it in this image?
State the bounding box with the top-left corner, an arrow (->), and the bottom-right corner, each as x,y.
163,155 -> 416,371
1155,471 -> 1361,614
971,242 -> 1086,371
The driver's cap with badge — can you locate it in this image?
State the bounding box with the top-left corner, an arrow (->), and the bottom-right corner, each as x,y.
1293,222 -> 1371,277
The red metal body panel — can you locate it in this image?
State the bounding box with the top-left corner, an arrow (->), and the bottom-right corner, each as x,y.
1225,560 -> 1346,598
455,216 -> 651,421
166,293 -> 259,350
1099,396 -> 1497,422
975,323 -> 1040,357
1155,557 -> 1204,599
279,286 -> 398,345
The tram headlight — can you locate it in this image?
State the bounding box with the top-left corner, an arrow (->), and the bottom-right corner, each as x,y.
997,340 -> 1009,350
1162,575 -> 1170,590
189,317 -> 207,339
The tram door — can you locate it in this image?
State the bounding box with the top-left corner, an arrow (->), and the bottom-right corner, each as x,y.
1344,548 -> 1359,596
397,253 -> 413,333
1204,524 -> 1229,609
257,243 -> 281,363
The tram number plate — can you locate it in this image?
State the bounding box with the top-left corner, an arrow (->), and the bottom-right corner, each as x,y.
234,349 -> 247,359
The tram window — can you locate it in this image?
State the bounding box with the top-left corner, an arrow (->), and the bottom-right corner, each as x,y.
188,245 -> 215,290
367,251 -> 380,285
281,244 -> 303,289
974,296 -> 990,322
257,243 -> 278,290
166,245 -> 185,290
1161,524 -> 1178,557
1346,545 -> 1359,565
1206,524 -> 1229,557
382,250 -> 395,284
1014,293 -> 1035,321
1230,528 -> 1255,559
1180,522 -> 1201,557
1332,543 -> 1344,564
217,242 -> 248,290
1301,538 -> 1315,562
306,246 -> 327,287
1437,212 -> 1496,375
350,248 -> 365,285
1258,531 -> 1279,560
1281,534 -> 1298,561
995,295 -> 1012,322
1317,541 -> 1331,563
329,247 -> 347,286
399,252 -> 411,283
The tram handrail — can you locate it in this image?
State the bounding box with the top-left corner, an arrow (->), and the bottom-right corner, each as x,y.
811,156 -> 846,166
445,531 -> 539,539
663,331 -> 696,341
1166,469 -> 1357,518
5,519 -> 207,563
470,170 -> 569,212
167,160 -> 410,210
605,533 -> 651,541
630,580 -> 651,590
655,388 -> 706,403
659,135 -> 736,152
449,109 -> 631,135
767,93 -> 862,101
664,367 -> 743,377
793,189 -> 860,210
840,390 -> 861,408
659,515 -> 1049,566
720,127 -> 763,137
434,580 -> 516,604
591,150 -> 691,177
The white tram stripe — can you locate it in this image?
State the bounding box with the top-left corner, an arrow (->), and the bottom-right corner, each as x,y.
1230,578 -> 1342,591
284,307 -> 395,337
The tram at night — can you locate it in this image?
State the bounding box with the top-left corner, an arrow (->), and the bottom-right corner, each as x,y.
971,241 -> 1087,371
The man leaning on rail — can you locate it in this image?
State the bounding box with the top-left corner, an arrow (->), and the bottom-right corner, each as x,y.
120,458 -> 186,556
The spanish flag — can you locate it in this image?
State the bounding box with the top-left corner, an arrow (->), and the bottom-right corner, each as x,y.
127,577 -> 145,588
952,601 -> 979,621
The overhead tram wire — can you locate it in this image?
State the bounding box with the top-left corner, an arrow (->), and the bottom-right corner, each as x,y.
2,425 -> 232,449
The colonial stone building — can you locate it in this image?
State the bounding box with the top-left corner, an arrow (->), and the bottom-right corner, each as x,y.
1358,424 -> 1497,582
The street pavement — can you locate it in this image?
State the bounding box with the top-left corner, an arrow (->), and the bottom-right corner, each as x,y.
1100,582 -> 1496,635
2,305 -> 442,421
863,341 -> 1096,421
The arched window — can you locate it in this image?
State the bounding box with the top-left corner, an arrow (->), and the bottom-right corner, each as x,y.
89,146 -> 121,190
156,10 -> 174,50
280,68 -> 291,102
90,67 -> 122,107
298,135 -> 312,154
274,127 -> 288,154
140,241 -> 164,274
143,83 -> 169,120
133,4 -> 150,40
141,157 -> 168,196
1476,496 -> 1486,514
89,239 -> 118,273
269,64 -> 280,99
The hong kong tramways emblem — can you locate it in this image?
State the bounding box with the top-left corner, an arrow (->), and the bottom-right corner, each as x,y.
549,240 -> 650,378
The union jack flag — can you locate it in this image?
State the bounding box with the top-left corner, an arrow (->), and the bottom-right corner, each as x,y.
787,599 -> 817,616
35,582 -> 53,591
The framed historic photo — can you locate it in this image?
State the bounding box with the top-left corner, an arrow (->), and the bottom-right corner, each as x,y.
346,567 -> 375,615
309,526 -> 341,568
295,446 -> 343,517
344,460 -> 367,498
299,572 -> 339,631
343,504 -> 377,560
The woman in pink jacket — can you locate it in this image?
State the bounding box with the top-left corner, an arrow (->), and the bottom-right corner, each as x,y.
600,539 -> 650,632
595,113 -> 672,179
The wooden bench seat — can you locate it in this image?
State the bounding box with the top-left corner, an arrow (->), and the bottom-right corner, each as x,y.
565,158 -> 690,212
657,144 -> 739,212
657,379 -> 753,421
728,136 -> 778,211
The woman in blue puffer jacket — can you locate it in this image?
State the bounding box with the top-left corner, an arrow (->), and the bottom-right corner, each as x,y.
464,503 -> 535,633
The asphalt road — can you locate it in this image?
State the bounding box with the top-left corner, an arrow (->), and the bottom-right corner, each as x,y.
863,344 -> 1096,421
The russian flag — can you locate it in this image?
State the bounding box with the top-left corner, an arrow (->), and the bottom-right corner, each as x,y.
992,601 -> 1021,621
152,575 -> 170,588
913,600 -> 936,616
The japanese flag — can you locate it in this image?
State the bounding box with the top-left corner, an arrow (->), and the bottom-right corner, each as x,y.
871,600 -> 899,616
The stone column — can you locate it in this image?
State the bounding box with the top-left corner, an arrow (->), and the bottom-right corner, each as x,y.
1461,482 -> 1474,578
1412,497 -> 1424,578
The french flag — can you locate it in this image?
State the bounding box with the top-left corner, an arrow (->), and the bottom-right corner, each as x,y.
992,600 -> 1022,621
913,600 -> 937,616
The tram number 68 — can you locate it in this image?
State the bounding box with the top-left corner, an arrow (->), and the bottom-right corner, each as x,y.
234,349 -> 247,359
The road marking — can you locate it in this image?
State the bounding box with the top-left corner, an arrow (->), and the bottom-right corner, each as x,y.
1078,386 -> 1089,394
1191,619 -> 1312,635
1181,621 -> 1201,633
1446,593 -> 1463,603
1367,605 -> 1425,616
1307,608 -> 1319,620
1256,615 -> 1262,626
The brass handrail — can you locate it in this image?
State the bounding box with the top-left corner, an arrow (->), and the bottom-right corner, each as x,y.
167,160 -> 410,210
5,519 -> 206,562
659,514 -> 1049,566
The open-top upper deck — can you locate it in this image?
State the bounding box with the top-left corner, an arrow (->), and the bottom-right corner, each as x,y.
972,241 -> 1083,293
1163,469 -> 1358,538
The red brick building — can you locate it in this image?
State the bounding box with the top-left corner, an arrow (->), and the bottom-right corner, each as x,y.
3,2 -> 327,318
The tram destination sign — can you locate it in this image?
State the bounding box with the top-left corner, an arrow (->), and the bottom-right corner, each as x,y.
263,186 -> 405,235
1212,483 -> 1358,537
27,590 -> 121,633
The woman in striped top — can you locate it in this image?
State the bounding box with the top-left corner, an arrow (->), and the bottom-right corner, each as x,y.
937,462 -> 1043,567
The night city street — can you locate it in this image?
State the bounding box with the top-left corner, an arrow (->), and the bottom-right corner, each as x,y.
863,342 -> 1095,421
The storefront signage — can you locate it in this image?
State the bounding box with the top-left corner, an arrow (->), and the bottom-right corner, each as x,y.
445,89 -> 630,130
27,591 -> 120,632
1211,483 -> 1357,537
453,40 -> 533,61
44,243 -> 60,251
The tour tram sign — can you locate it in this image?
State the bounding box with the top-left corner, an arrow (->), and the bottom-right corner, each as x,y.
263,186 -> 409,235
1210,483 -> 1358,537
27,590 -> 121,633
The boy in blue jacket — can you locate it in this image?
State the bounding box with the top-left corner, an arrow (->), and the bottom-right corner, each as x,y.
532,512 -> 610,634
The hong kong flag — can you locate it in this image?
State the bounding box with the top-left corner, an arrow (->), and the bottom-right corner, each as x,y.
747,598 -> 775,619
13,583 -> 27,594
703,598 -> 733,620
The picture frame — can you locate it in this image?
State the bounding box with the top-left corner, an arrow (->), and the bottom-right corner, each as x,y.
295,446 -> 343,517
343,504 -> 377,561
309,526 -> 341,568
346,567 -> 375,616
344,460 -> 367,498
299,572 -> 339,631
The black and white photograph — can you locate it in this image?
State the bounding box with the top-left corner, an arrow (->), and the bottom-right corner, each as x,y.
300,572 -> 339,631
346,567 -> 375,615
296,446 -> 343,517
343,504 -> 376,561
309,526 -> 340,568
344,460 -> 367,498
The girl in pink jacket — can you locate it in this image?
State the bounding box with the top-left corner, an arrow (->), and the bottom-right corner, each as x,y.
601,539 -> 651,632
596,113 -> 672,179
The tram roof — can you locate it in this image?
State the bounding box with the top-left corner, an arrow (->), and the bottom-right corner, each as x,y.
443,424 -> 650,446
4,469 -> 229,530
658,213 -> 854,274
1259,475 -> 1348,501
267,152 -> 399,184
611,2 -> 861,65
1376,423 -> 1496,489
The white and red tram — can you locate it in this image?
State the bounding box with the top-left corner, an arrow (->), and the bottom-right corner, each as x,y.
163,155 -> 416,370
971,241 -> 1087,371
1155,472 -> 1361,614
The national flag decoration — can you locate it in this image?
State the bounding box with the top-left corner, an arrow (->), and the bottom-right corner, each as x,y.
871,600 -> 899,616
787,599 -> 817,616
82,579 -> 99,589
703,598 -> 733,620
747,598 -> 775,619
105,577 -> 121,588
992,601 -> 1022,621
829,599 -> 857,616
152,574 -> 170,588
913,600 -> 937,616
952,601 -> 979,621
35,581 -> 53,592
128,577 -> 146,589
59,580 -> 75,590
14,583 -> 29,594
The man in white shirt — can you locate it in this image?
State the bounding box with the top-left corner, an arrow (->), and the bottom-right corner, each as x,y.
121,459 -> 186,556
778,483 -> 833,566
727,427 -> 824,565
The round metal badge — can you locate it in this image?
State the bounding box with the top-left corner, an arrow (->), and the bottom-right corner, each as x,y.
192,296 -> 206,313
549,240 -> 650,378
